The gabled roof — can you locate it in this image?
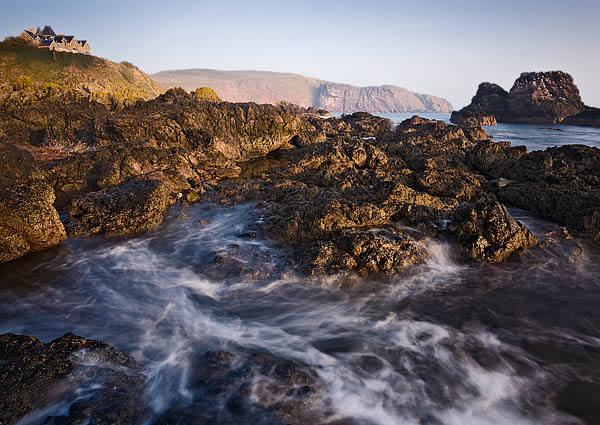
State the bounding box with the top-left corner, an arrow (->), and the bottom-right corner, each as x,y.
40,26 -> 56,36
78,40 -> 88,45
23,30 -> 37,40
39,40 -> 55,47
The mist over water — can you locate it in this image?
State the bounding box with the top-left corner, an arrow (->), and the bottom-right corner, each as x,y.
1,200 -> 599,424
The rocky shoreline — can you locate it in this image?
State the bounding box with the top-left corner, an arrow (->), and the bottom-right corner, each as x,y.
1,86 -> 599,268
1,83 -> 600,424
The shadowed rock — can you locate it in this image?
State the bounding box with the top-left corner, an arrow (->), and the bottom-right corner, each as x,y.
0,142 -> 66,263
0,333 -> 147,425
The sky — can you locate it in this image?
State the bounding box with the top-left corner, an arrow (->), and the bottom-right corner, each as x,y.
1,0 -> 599,108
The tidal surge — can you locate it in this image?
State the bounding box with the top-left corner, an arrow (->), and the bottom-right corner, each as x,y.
1,203 -> 599,425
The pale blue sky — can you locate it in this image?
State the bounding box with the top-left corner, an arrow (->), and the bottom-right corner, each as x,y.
2,0 -> 599,108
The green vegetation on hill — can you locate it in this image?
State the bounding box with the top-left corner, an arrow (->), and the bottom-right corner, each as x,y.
0,37 -> 162,105
193,86 -> 221,102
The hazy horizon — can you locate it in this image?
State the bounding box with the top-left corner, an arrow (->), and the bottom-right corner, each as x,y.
2,0 -> 599,108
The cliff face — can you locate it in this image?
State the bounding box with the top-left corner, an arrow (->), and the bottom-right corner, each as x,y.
316,83 -> 452,114
152,69 -> 453,114
451,71 -> 591,126
0,37 -> 161,104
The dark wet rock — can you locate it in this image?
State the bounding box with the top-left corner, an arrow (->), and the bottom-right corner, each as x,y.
459,125 -> 490,143
554,381 -> 600,424
0,332 -> 147,425
467,142 -> 600,243
450,82 -> 508,126
496,145 -> 600,242
0,142 -> 66,263
562,107 -> 600,127
308,111 -> 393,138
467,140 -> 528,177
306,228 -> 426,276
450,201 -> 537,262
0,86 -> 317,161
154,349 -> 319,425
67,179 -> 170,236
450,110 -> 497,126
452,72 -> 592,126
43,144 -> 198,206
207,118 -> 536,271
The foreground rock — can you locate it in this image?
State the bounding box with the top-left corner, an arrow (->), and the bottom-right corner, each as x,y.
155,350 -> 320,424
0,142 -> 66,263
67,179 -> 170,237
471,143 -> 600,242
0,333 -> 323,425
207,117 -> 538,274
450,201 -> 537,262
451,71 -> 594,126
0,333 -> 147,425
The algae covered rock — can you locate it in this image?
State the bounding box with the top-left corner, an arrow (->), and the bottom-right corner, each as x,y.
0,141 -> 66,263
67,179 -> 170,236
0,332 -> 147,425
450,201 -> 537,262
192,86 -> 221,102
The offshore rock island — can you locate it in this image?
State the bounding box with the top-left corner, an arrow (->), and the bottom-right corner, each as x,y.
451,71 -> 600,127
1,27 -> 600,425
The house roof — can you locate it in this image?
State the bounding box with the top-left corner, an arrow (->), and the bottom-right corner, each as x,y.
23,30 -> 37,40
54,35 -> 75,43
39,40 -> 54,47
40,26 -> 56,36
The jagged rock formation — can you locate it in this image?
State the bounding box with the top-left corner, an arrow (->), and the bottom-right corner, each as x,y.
205,116 -> 539,274
451,71 -> 596,126
1,81 -> 597,269
0,142 -> 66,262
67,179 -> 170,237
0,333 -> 147,425
152,68 -> 453,113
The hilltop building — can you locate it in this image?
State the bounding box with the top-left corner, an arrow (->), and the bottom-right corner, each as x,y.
20,26 -> 91,55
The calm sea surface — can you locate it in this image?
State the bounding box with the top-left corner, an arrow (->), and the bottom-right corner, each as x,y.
377,112 -> 600,152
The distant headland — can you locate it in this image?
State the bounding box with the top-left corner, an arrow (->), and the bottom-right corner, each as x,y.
152,69 -> 453,114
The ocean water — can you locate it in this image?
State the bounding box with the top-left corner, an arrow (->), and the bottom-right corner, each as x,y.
377,112 -> 600,152
1,201 -> 599,424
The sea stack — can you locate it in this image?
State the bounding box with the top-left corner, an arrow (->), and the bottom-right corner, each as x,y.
451,71 -> 597,127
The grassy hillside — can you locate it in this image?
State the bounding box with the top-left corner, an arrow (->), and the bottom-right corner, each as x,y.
0,37 -> 161,104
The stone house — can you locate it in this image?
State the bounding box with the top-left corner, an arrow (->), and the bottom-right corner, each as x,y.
20,26 -> 91,55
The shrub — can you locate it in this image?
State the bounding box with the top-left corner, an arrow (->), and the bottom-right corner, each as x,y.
13,75 -> 33,90
192,87 -> 221,102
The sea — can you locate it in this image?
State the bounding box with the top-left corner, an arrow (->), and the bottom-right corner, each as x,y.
1,115 -> 600,424
377,112 -> 600,152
